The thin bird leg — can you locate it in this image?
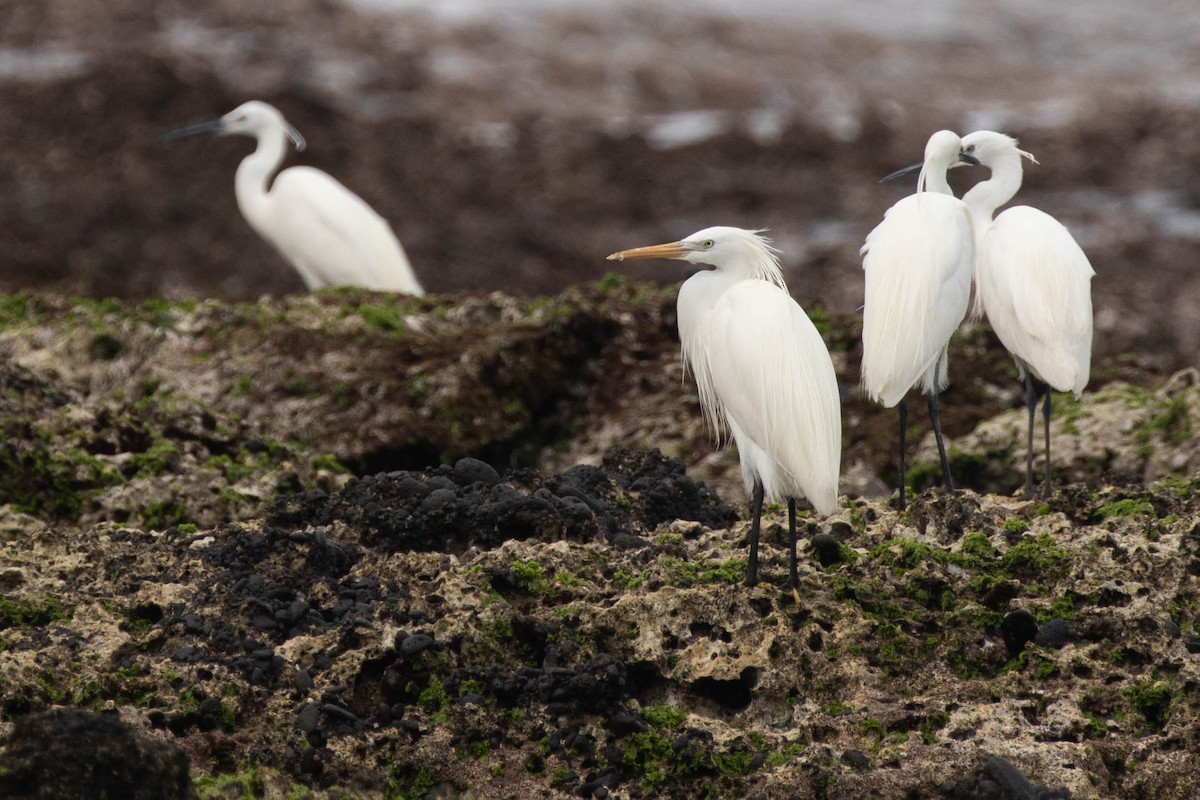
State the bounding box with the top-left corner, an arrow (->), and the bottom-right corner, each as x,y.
897,399 -> 908,511
928,390 -> 954,492
745,482 -> 765,587
1042,386 -> 1053,498
1023,371 -> 1038,498
787,498 -> 798,589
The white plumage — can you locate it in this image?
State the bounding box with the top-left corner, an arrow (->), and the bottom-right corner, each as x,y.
960,130 -> 1094,495
688,276 -> 842,515
861,129 -> 978,508
608,227 -> 841,585
975,207 -> 1093,394
861,192 -> 975,406
166,101 -> 424,295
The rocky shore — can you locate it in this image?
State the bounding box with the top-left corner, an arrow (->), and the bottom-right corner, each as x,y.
0,286 -> 1198,799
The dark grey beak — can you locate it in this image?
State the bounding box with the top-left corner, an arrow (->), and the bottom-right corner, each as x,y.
879,150 -> 981,184
162,118 -> 225,143
879,161 -> 923,184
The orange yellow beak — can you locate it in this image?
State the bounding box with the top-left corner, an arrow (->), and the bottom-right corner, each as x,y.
606,241 -> 690,262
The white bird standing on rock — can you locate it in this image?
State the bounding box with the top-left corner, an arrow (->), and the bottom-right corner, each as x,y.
607,227 -> 841,587
164,101 -> 424,295
959,130 -> 1094,498
861,130 -> 979,510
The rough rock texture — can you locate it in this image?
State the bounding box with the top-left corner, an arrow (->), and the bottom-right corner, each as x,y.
0,708 -> 194,800
0,287 -> 1198,799
0,285 -> 697,491
937,369 -> 1200,493
0,288 -> 1158,523
0,341 -> 344,530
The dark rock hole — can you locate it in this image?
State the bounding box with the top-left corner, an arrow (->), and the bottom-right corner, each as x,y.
690,667 -> 757,712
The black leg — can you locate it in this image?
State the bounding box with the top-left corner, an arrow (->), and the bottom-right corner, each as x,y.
1023,371 -> 1037,498
1042,387 -> 1053,498
897,399 -> 908,511
745,482 -> 765,587
787,498 -> 798,589
928,391 -> 954,491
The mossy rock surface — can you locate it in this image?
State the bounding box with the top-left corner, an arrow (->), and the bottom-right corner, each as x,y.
4,446 -> 1200,797
0,286 -> 1193,798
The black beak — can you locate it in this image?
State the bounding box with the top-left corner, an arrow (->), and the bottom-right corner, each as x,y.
879,150 -> 981,184
162,118 -> 225,143
879,162 -> 922,184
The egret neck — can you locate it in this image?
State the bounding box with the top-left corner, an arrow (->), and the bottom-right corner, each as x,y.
962,148 -> 1025,236
234,126 -> 290,226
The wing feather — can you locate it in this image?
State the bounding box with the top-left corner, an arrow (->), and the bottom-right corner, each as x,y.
702,280 -> 841,513
976,206 -> 1093,394
861,193 -> 975,406
264,167 -> 423,293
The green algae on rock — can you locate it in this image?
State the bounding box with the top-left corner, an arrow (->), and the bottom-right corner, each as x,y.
0,286 -> 1197,798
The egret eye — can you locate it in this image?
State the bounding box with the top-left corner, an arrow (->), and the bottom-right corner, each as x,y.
963,144 -> 975,153
703,239 -> 714,249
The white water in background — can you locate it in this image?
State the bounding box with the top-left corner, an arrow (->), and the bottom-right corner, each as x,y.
0,47 -> 89,80
344,0 -> 1200,109
348,0 -> 1200,61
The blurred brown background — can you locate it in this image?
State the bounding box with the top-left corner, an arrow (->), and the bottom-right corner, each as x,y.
2,0 -> 1200,366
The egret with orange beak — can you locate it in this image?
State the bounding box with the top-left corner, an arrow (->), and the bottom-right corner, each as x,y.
608,227 -> 841,587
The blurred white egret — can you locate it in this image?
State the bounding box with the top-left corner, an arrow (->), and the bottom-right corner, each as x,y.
861,130 -> 979,509
960,130 -> 1094,497
165,101 -> 424,295
607,227 -> 841,586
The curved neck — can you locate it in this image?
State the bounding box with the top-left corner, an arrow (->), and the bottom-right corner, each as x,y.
918,163 -> 953,195
233,128 -> 289,218
962,151 -> 1024,223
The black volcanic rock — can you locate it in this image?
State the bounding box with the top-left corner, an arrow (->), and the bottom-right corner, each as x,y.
265,448 -> 735,554
0,709 -> 193,800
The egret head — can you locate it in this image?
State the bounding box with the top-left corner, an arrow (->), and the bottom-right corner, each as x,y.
607,227 -> 784,287
163,100 -> 306,151
880,129 -> 979,185
960,130 -> 1037,168
924,130 -> 971,169
607,226 -> 777,269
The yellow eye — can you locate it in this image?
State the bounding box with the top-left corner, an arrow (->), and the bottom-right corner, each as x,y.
964,144 -> 975,153
703,239 -> 714,248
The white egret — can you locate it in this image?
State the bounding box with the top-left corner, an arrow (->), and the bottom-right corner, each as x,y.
164,101 -> 424,295
959,130 -> 1094,497
607,227 -> 841,587
861,130 -> 978,510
